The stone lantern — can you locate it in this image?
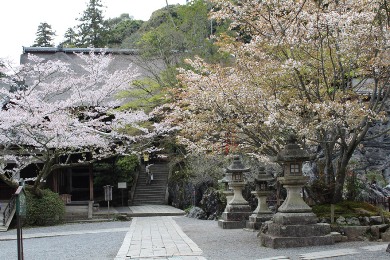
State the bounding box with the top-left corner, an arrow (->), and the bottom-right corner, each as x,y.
246,166 -> 274,230
218,170 -> 234,206
218,155 -> 252,229
260,135 -> 334,248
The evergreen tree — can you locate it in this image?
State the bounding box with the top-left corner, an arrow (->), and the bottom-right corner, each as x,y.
76,0 -> 107,47
62,27 -> 77,47
32,22 -> 56,47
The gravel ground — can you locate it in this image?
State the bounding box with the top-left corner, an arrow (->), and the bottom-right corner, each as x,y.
0,221 -> 131,260
1,217 -> 390,260
174,216 -> 390,260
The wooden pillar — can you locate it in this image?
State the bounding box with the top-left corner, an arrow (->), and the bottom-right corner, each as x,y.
89,164 -> 94,201
52,171 -> 58,193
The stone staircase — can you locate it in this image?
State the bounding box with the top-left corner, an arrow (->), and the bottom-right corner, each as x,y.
132,163 -> 169,205
0,199 -> 15,232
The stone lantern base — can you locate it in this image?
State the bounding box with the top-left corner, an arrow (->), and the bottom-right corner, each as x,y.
218,204 -> 252,229
260,221 -> 334,248
246,214 -> 273,230
246,190 -> 273,231
259,177 -> 334,248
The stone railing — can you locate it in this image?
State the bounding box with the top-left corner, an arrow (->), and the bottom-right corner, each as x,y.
3,195 -> 16,226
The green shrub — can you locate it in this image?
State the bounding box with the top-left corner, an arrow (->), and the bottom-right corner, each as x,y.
26,189 -> 65,226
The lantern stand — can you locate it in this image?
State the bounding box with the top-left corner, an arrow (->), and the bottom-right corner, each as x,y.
260,134 -> 334,248
218,155 -> 252,229
218,170 -> 234,206
245,166 -> 274,231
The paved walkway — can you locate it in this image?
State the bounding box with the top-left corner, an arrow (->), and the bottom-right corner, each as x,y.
115,216 -> 205,260
92,205 -> 185,217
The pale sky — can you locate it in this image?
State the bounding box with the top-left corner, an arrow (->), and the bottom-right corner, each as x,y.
0,0 -> 187,65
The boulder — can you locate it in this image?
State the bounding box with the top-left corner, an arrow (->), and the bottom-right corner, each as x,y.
187,207 -> 207,220
387,243 -> 390,253
336,216 -> 347,225
381,229 -> 390,242
370,216 -> 384,225
341,226 -> 370,241
370,224 -> 389,240
346,217 -> 360,226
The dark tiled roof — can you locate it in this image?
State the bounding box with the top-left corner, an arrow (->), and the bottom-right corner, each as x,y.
23,46 -> 139,55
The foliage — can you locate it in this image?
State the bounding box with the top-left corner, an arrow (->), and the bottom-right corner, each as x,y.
93,154 -> 139,188
25,189 -> 65,226
75,0 -> 107,47
105,14 -> 143,47
173,0 -> 390,203
62,28 -> 77,48
366,170 -> 387,188
32,22 -> 56,47
344,170 -> 365,201
312,201 -> 388,219
0,51 -> 153,195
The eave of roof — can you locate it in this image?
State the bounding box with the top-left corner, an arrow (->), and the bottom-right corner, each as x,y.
22,46 -> 139,55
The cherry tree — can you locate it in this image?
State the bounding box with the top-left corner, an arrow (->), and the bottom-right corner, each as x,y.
174,0 -> 390,203
0,51 -> 153,196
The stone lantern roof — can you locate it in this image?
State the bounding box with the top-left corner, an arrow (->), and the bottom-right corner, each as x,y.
226,155 -> 250,173
276,135 -> 311,163
218,170 -> 232,184
255,166 -> 273,182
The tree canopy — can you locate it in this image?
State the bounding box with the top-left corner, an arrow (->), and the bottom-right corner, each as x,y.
75,0 -> 107,47
0,51 -> 151,195
32,22 -> 56,47
172,0 -> 390,203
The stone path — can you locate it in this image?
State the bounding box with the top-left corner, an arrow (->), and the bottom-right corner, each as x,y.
128,205 -> 186,217
115,216 -> 205,260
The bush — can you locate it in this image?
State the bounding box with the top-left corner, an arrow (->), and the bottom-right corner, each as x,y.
26,189 -> 65,226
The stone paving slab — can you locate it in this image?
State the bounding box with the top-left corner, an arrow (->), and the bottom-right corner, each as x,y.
129,205 -> 186,217
299,248 -> 359,259
115,216 -> 204,260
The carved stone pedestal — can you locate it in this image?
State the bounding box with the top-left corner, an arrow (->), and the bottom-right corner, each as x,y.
246,190 -> 273,230
218,182 -> 251,229
259,176 -> 334,248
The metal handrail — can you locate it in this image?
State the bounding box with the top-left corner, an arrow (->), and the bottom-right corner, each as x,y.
3,195 -> 16,226
129,168 -> 140,205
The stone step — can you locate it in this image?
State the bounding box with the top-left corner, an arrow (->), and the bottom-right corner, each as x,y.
132,163 -> 169,205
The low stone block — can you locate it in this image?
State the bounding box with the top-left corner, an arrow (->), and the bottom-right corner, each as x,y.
272,212 -> 318,225
330,232 -> 345,243
341,226 -> 370,241
381,230 -> 390,242
260,234 -> 334,248
386,243 -> 390,253
218,219 -> 246,229
221,211 -> 251,222
370,224 -> 389,240
267,223 -> 331,237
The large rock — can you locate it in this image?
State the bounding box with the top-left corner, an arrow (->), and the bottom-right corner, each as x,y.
370,224 -> 389,240
340,226 -> 370,241
370,216 -> 384,225
346,217 -> 360,226
381,229 -> 390,242
336,216 -> 347,225
187,207 -> 207,220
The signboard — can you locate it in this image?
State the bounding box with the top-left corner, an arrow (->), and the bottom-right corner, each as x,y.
16,186 -> 26,218
118,182 -> 127,189
103,185 -> 113,201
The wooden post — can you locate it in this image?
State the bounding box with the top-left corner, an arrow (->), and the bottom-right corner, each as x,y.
89,164 -> 94,201
331,204 -> 335,224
